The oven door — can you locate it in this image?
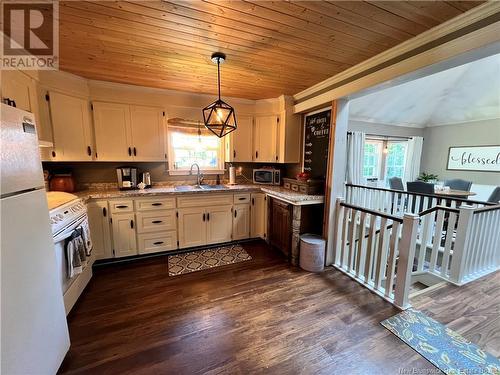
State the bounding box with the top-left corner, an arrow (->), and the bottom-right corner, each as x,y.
253,170 -> 273,184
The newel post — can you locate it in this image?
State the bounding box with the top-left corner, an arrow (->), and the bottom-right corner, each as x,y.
449,205 -> 475,285
394,213 -> 419,309
332,197 -> 345,266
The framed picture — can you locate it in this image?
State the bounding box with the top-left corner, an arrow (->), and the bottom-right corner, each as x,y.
447,145 -> 500,172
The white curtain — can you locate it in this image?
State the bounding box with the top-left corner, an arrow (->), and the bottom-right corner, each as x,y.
404,136 -> 423,183
346,131 -> 365,184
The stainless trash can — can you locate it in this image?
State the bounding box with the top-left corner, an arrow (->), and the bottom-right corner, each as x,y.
300,234 -> 325,272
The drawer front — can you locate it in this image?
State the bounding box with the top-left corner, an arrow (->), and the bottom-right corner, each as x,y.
291,184 -> 299,192
234,193 -> 250,204
138,231 -> 177,254
135,197 -> 176,211
177,194 -> 233,208
136,210 -> 176,233
299,185 -> 307,193
109,200 -> 134,213
284,182 -> 291,189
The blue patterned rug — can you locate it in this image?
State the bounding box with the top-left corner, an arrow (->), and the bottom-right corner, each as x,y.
381,308 -> 500,374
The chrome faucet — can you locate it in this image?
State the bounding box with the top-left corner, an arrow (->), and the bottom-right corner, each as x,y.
189,163 -> 203,187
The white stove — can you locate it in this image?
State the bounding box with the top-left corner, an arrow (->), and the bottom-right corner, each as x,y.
46,191 -> 93,314
46,192 -> 86,236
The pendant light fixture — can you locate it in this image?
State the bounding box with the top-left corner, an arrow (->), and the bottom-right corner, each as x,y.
202,52 -> 237,138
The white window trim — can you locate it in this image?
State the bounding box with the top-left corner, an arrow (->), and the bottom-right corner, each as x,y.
166,124 -> 226,176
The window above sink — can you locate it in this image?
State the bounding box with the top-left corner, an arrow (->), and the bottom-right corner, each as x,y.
167,121 -> 225,176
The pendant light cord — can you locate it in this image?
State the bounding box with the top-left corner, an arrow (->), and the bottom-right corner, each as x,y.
217,58 -> 221,100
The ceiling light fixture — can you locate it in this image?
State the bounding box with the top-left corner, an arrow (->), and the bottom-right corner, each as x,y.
202,52 -> 237,138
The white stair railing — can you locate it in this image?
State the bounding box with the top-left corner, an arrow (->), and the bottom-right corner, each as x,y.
333,197 -> 419,309
450,204 -> 500,285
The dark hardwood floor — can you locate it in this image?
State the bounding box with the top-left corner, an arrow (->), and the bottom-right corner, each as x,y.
412,270 -> 500,358
59,240 -> 497,374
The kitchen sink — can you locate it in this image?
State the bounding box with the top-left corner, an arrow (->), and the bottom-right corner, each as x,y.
174,185 -> 227,191
200,185 -> 227,190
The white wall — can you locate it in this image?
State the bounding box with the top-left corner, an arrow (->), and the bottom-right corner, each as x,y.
421,119 -> 500,186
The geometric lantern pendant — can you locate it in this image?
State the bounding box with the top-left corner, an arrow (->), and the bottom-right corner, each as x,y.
202,52 -> 237,138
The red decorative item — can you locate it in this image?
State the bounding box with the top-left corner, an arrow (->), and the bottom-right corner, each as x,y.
296,172 -> 311,182
49,175 -> 76,192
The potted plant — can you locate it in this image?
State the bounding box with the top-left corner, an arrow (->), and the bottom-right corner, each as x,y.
417,172 -> 439,183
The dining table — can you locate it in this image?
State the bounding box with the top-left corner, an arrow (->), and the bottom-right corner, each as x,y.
433,189 -> 477,197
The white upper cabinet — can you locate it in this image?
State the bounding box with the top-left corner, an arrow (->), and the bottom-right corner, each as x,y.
129,105 -> 166,161
49,91 -> 93,161
1,70 -> 36,113
225,115 -> 253,162
92,102 -> 132,161
92,102 -> 166,162
253,115 -> 278,162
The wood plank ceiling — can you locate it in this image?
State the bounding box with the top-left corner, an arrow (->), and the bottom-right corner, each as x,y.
59,1 -> 482,100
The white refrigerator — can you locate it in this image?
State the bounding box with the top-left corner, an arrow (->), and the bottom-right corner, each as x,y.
1,104 -> 70,374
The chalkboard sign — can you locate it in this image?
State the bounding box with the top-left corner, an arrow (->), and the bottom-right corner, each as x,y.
303,110 -> 331,179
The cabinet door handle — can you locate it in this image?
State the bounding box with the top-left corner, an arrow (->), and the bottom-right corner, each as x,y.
255,151 -> 258,159
233,150 -> 236,158
130,220 -> 134,229
275,155 -> 278,161
151,203 -> 162,206
102,207 -> 107,217
52,150 -> 56,158
234,210 -> 237,218
153,241 -> 164,245
116,205 -> 128,209
87,146 -> 92,156
128,147 -> 132,156
152,220 -> 163,224
202,213 -> 205,222
207,213 -> 210,221
133,147 -> 137,156
252,198 -> 254,205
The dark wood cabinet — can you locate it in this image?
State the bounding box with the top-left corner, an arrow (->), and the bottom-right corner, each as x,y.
269,198 -> 292,258
268,196 -> 324,264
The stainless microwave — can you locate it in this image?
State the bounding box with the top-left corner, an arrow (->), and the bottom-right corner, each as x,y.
253,169 -> 281,185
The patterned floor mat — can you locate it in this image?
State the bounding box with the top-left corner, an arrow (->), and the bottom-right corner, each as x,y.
381,308 -> 500,375
168,244 -> 252,276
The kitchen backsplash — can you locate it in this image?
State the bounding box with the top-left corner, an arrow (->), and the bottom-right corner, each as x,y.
42,161 -> 301,191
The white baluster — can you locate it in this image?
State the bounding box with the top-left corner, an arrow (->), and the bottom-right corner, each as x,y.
356,212 -> 367,277
385,220 -> 401,299
374,217 -> 388,290
364,214 -> 376,285
429,209 -> 445,273
449,205 -> 475,285
394,213 -> 419,309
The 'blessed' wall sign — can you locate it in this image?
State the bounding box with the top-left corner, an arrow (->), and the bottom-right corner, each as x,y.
447,145 -> 500,172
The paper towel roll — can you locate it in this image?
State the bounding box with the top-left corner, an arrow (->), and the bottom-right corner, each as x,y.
229,166 -> 236,185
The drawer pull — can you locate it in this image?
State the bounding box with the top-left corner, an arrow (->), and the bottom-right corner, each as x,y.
152,220 -> 163,224
102,207 -> 107,217
202,213 -> 205,221
153,241 -> 164,245
238,197 -> 246,201
130,220 -> 134,229
116,205 -> 128,209
151,203 -> 163,206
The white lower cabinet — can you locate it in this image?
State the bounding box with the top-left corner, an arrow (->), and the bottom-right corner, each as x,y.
206,205 -> 233,245
111,212 -> 137,258
138,232 -> 177,254
178,207 -> 206,248
233,204 -> 250,240
87,201 -> 113,260
251,193 -> 267,239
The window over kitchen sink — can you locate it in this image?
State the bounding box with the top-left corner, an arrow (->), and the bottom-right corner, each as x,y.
168,123 -> 225,175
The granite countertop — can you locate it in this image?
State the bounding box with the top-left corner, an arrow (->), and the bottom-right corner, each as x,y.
75,184 -> 324,205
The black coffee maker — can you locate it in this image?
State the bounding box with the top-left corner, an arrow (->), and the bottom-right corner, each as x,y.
116,167 -> 138,190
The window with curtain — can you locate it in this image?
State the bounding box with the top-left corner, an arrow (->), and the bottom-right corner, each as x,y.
363,140 -> 383,179
385,142 -> 408,179
168,123 -> 224,173
363,139 -> 408,182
